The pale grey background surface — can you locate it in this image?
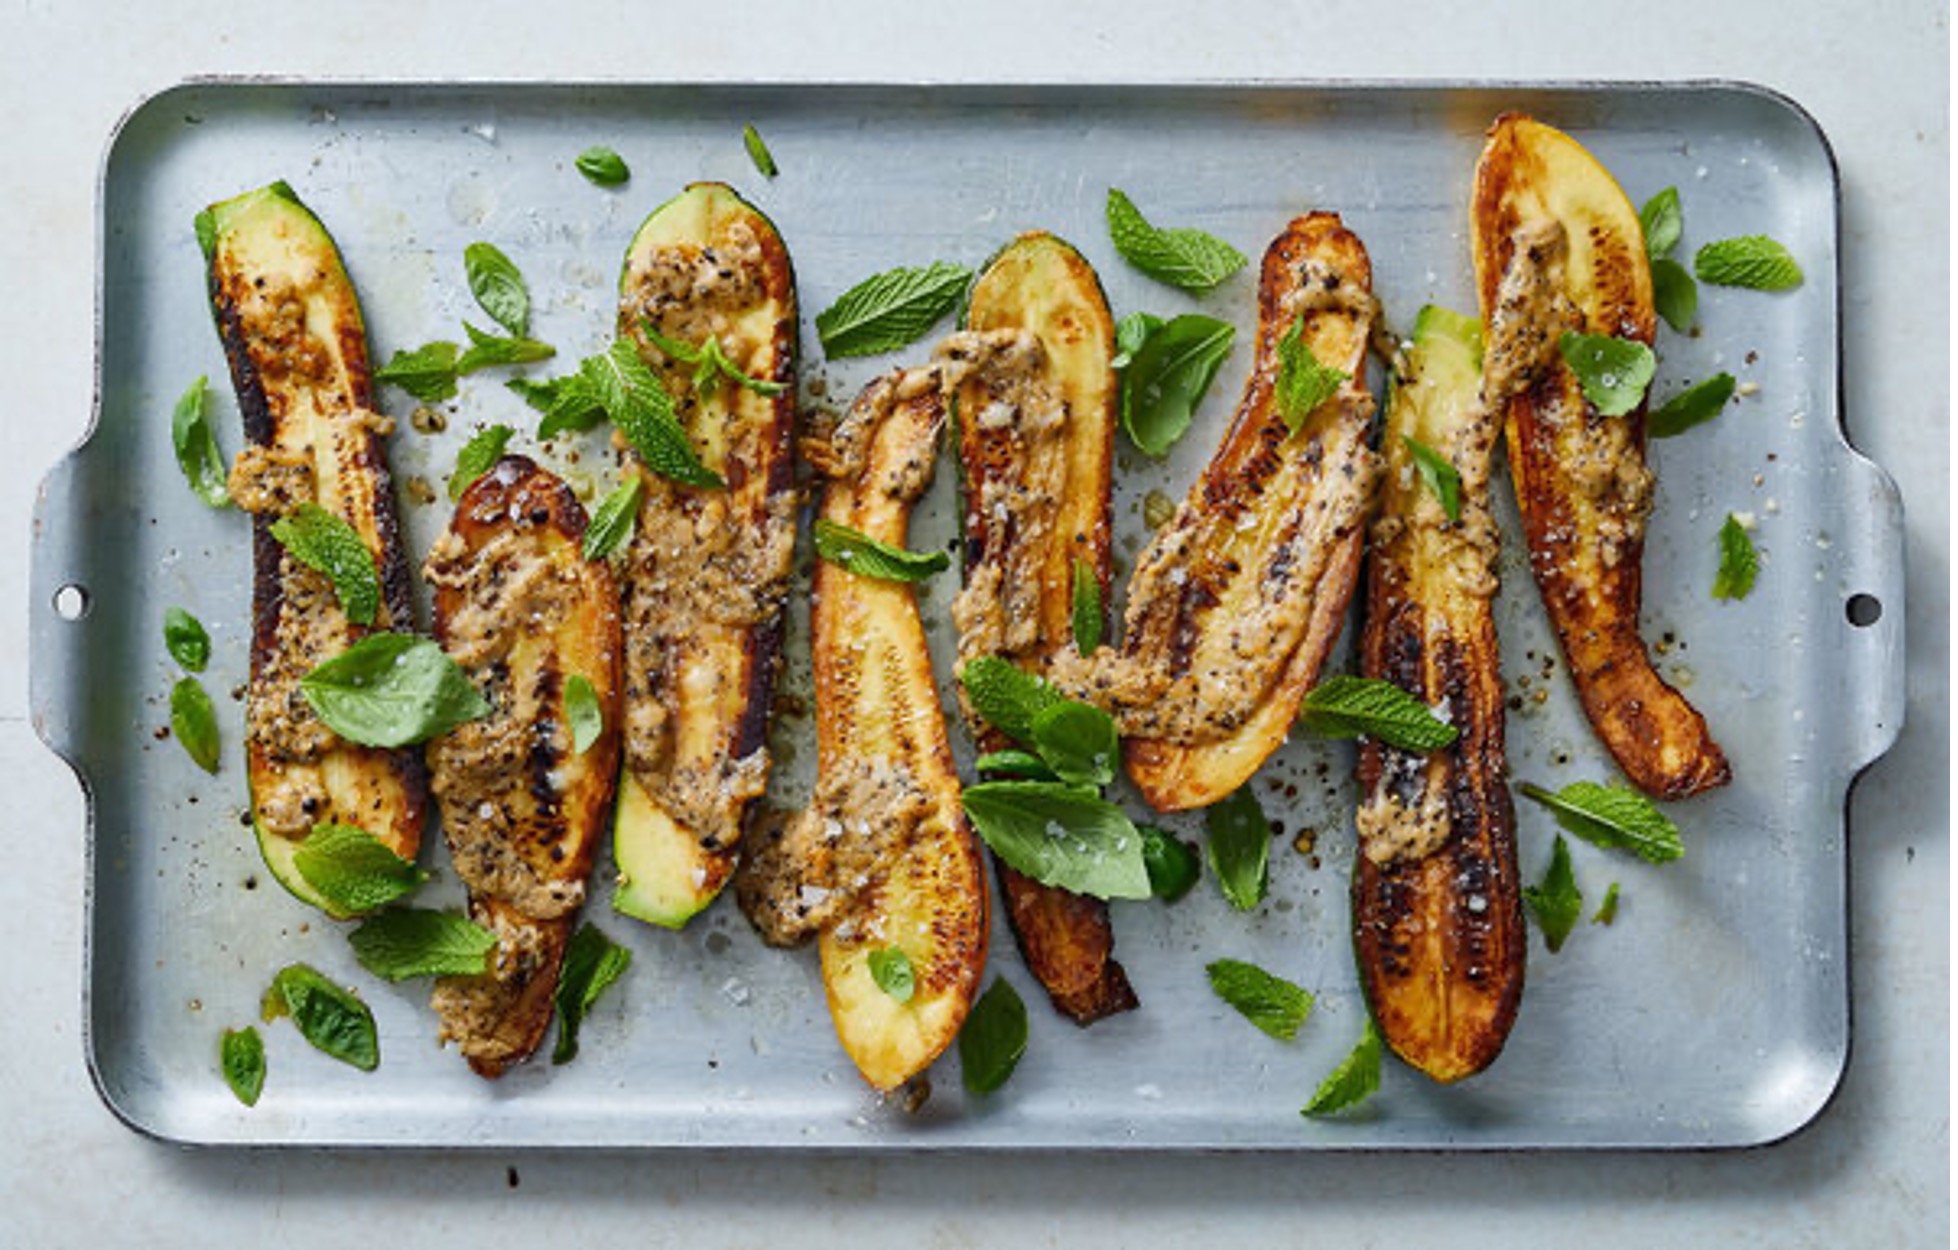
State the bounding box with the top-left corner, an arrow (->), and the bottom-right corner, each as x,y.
1,0 -> 1946,1245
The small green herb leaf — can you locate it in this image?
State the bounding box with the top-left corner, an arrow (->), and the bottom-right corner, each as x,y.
270,503 -> 381,627
454,323 -> 555,375
374,341 -> 461,402
1105,188 -> 1246,292
1299,674 -> 1458,752
584,342 -> 723,489
1695,236 -> 1804,291
552,923 -> 632,1064
1639,187 -> 1683,259
958,978 -> 1028,1095
1650,257 -> 1699,333
1028,700 -> 1120,789
1524,834 -> 1583,953
815,261 -> 972,359
1207,958 -> 1314,1041
1714,513 -> 1760,601
958,656 -> 1064,749
575,146 -> 629,187
447,423 -> 514,500
221,1026 -> 265,1107
1302,1019 -> 1382,1117
512,374 -> 608,441
292,822 -> 428,916
1121,314 -> 1234,456
961,781 -> 1151,901
812,518 -> 949,583
171,677 -> 221,774
1276,315 -> 1350,434
1401,435 -> 1462,521
973,750 -> 1059,782
1205,786 -> 1271,911
582,472 -> 644,561
348,907 -> 497,981
742,123 -> 778,177
170,376 -> 230,508
867,947 -> 915,1004
164,606 -> 211,673
1110,311 -> 1164,370
463,241 -> 530,336
1139,824 -> 1200,902
565,674 -> 603,755
261,964 -> 378,1071
1648,372 -> 1737,438
1558,333 -> 1657,418
641,325 -> 786,397
1518,780 -> 1684,864
1593,881 -> 1621,925
1070,559 -> 1103,656
300,633 -> 492,748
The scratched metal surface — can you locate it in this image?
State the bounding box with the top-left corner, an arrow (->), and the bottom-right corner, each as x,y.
30,81 -> 1903,1148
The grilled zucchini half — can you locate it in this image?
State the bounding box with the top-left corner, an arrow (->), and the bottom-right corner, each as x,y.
1471,114 -> 1730,799
201,182 -> 426,915
1352,307 -> 1526,1083
424,455 -> 622,1078
609,182 -> 799,928
946,232 -> 1136,1026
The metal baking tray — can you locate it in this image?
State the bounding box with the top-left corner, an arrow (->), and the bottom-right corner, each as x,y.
32,80 -> 1903,1150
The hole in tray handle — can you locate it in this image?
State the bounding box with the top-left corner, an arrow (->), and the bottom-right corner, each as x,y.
1845,593 -> 1882,628
53,583 -> 90,621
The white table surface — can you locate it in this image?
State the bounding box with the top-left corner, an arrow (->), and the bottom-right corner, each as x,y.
2,1 -> 1947,1245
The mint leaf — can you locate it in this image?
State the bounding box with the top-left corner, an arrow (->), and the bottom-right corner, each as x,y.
641,325 -> 786,397
582,471 -> 644,561
292,822 -> 428,916
1070,558 -> 1103,656
171,677 -> 220,774
815,261 -> 971,359
1110,311 -> 1163,370
269,503 -> 381,627
1558,333 -> 1656,418
742,123 -> 778,178
565,673 -> 602,755
1205,786 -> 1271,910
575,146 -> 629,187
584,341 -> 723,489
454,323 -> 555,375
1276,315 -> 1350,433
1401,435 -> 1462,521
1714,513 -> 1760,601
1695,236 -> 1804,291
812,517 -> 948,583
961,781 -> 1151,901
164,606 -> 211,673
552,923 -> 632,1064
1029,700 -> 1119,789
1593,881 -> 1621,926
973,749 -> 1059,782
348,907 -> 496,981
375,341 -> 461,402
221,1026 -> 265,1107
261,964 -> 378,1071
1650,257 -> 1699,333
1139,824 -> 1200,902
511,374 -> 608,441
1518,780 -> 1684,864
958,978 -> 1028,1094
1648,372 -> 1736,438
1639,187 -> 1683,259
1122,314 -> 1234,456
463,241 -> 530,336
1206,958 -> 1314,1040
170,375 -> 230,508
1302,1019 -> 1382,1117
447,423 -> 514,500
1105,188 -> 1246,292
867,947 -> 915,1004
300,633 -> 492,748
1524,834 -> 1582,953
1299,674 -> 1458,752
958,655 -> 1064,748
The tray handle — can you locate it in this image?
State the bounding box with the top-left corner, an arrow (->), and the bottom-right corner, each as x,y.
31,448 -> 97,776
1832,444 -> 1905,778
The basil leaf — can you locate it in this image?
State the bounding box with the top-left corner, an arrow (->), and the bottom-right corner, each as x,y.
1276,315 -> 1350,434
1401,435 -> 1462,521
576,146 -> 629,187
1299,674 -> 1458,752
583,341 -> 723,489
1070,558 -> 1103,656
221,1026 -> 265,1107
812,518 -> 949,583
447,423 -> 514,500
1695,235 -> 1804,291
374,341 -> 461,402
814,261 -> 971,359
552,922 -> 631,1064
1122,314 -> 1234,456
1518,780 -> 1684,864
164,606 -> 211,673
348,907 -> 496,981
454,323 -> 555,375
1593,881 -> 1622,926
463,241 -> 529,336
742,123 -> 778,178
565,673 -> 602,755
269,502 -> 381,627
582,472 -> 644,561
1105,188 -> 1246,292
1139,824 -> 1200,902
1205,786 -> 1270,911
960,781 -> 1151,901
170,375 -> 230,508
293,822 -> 428,916
171,677 -> 221,774
1713,513 -> 1760,601
511,374 -> 608,441
973,749 -> 1059,782
1301,1019 -> 1382,1117
1558,332 -> 1656,418
1028,700 -> 1119,789
867,947 -> 915,1004
957,655 -> 1063,749
261,964 -> 378,1071
1523,834 -> 1582,953
1648,372 -> 1736,438
299,633 -> 492,748
1638,187 -> 1683,259
1206,958 -> 1314,1040
1650,257 -> 1699,333
1110,311 -> 1163,370
958,977 -> 1028,1095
